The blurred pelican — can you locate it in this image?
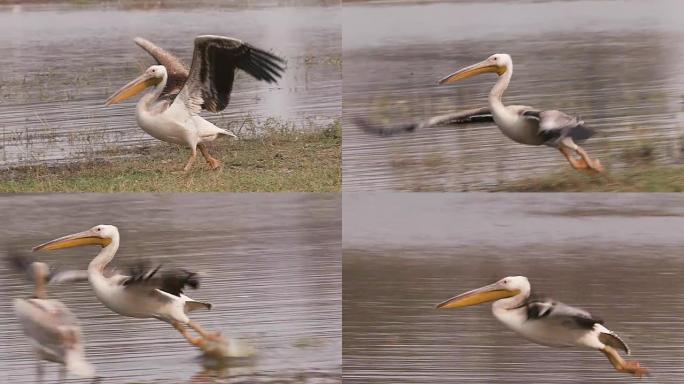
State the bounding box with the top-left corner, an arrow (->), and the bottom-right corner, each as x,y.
33,225 -> 221,350
10,254 -> 95,381
436,276 -> 647,377
357,54 -> 603,172
106,36 -> 285,171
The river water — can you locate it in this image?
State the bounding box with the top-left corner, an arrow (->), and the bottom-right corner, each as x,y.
344,193 -> 684,383
0,193 -> 341,383
0,2 -> 341,167
343,0 -> 684,191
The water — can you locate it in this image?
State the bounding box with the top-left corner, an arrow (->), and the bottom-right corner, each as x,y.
0,193 -> 341,383
0,3 -> 341,167
343,193 -> 684,383
342,0 -> 684,191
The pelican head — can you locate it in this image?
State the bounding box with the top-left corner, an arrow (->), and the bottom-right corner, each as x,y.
33,225 -> 119,251
105,65 -> 166,105
436,276 -> 528,309
438,53 -> 511,85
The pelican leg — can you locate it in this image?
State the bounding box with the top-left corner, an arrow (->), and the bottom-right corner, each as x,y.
558,147 -> 588,170
59,366 -> 66,383
171,321 -> 206,348
575,145 -> 604,172
183,147 -> 198,172
188,320 -> 222,340
197,143 -> 222,170
600,346 -> 649,377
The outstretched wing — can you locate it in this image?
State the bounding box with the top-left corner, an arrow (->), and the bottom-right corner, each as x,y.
525,296 -> 602,330
176,35 -> 285,114
121,262 -> 200,298
6,251 -> 89,285
355,106 -> 493,136
134,37 -> 190,100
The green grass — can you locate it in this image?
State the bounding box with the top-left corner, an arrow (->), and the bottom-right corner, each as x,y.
498,164 -> 684,192
0,122 -> 340,192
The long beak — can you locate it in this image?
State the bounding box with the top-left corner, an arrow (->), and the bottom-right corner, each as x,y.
438,59 -> 505,85
105,73 -> 160,106
33,229 -> 111,252
436,283 -> 520,309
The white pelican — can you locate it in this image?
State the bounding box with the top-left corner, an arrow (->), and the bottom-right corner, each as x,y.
436,276 -> 648,377
33,225 -> 221,350
106,36 -> 285,171
10,254 -> 95,380
357,54 -> 603,172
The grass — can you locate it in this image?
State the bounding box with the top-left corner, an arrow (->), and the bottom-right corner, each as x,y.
498,164 -> 684,192
0,122 -> 340,192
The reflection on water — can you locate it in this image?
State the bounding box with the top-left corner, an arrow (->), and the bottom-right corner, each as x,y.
0,3 -> 341,167
343,193 -> 684,383
342,0 -> 684,191
0,194 -> 341,383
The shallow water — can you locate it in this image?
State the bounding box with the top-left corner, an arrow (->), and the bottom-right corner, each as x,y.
0,193 -> 341,383
343,193 -> 684,383
342,0 -> 684,191
0,3 -> 341,167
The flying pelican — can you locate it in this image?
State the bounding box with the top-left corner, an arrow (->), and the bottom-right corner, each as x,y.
436,276 -> 648,377
32,225 -> 221,351
357,53 -> 603,172
106,36 -> 286,171
10,254 -> 95,381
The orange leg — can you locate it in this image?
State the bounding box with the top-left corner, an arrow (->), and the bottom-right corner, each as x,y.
601,346 -> 649,377
575,145 -> 604,172
188,320 -> 222,340
559,147 -> 588,170
172,321 -> 206,347
183,148 -> 198,172
198,143 -> 222,170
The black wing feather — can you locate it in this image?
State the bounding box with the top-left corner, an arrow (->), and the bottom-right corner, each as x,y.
122,262 -> 200,297
525,295 -> 603,330
190,36 -> 286,113
355,107 -> 493,136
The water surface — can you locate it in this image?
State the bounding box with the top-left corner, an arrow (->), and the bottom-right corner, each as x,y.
0,3 -> 341,167
344,193 -> 684,383
343,0 -> 684,191
0,193 -> 341,383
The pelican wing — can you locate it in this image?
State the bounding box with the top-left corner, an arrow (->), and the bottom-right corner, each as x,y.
48,270 -> 90,284
525,297 -> 602,330
121,262 -> 200,298
7,251 -> 89,285
355,106 -> 493,136
176,35 -> 285,114
134,37 -> 189,100
521,109 -> 595,143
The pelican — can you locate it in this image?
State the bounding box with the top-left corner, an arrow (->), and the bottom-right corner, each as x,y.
436,276 -> 648,377
33,225 -> 221,350
357,53 -> 603,172
106,36 -> 286,171
10,254 -> 95,380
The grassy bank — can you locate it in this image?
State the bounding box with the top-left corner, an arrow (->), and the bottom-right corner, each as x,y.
498,164 -> 684,192
0,122 -> 340,192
